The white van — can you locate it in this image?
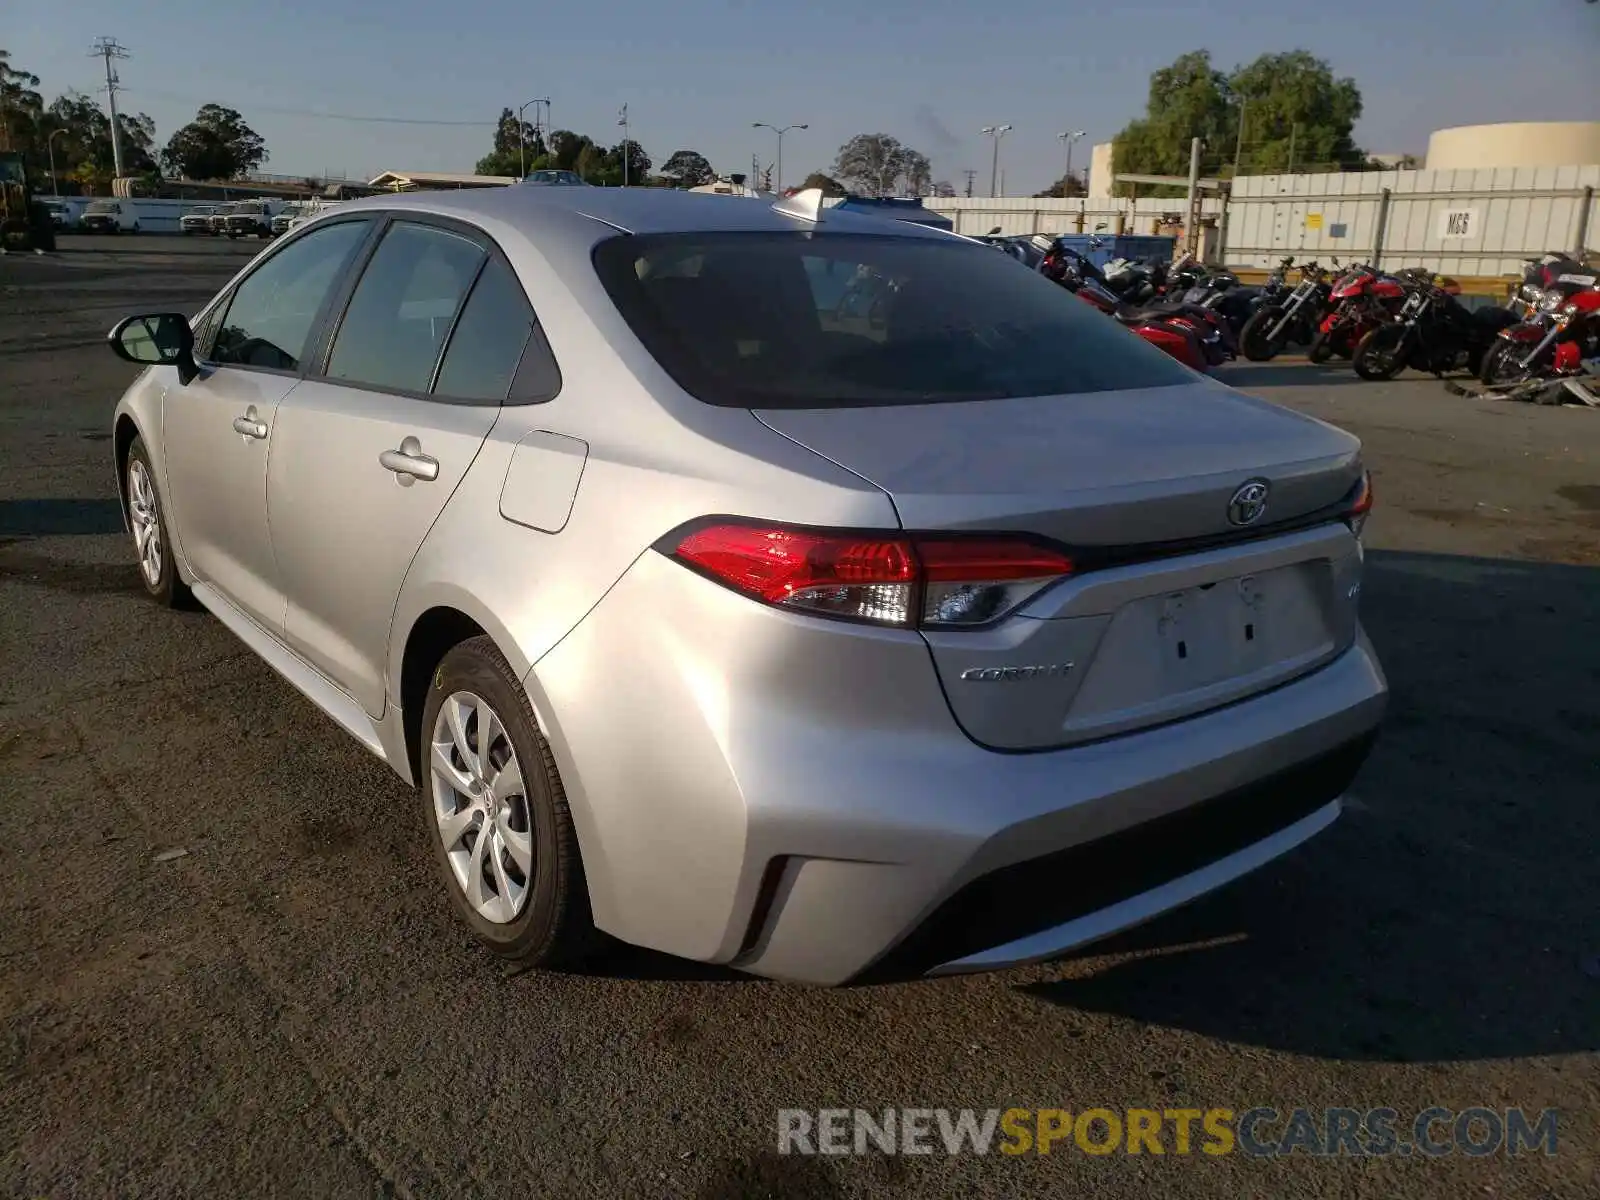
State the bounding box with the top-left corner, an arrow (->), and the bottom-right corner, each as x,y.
79,199 -> 140,234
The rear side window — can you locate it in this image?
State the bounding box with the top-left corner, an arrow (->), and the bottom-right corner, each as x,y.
433,255 -> 540,402
326,221 -> 487,394
211,219 -> 370,371
592,231 -> 1194,408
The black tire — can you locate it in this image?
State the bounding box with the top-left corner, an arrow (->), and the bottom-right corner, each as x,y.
1479,340 -> 1534,386
1239,306 -> 1287,362
125,436 -> 192,608
1353,324 -> 1411,381
1307,328 -> 1337,364
419,636 -> 598,968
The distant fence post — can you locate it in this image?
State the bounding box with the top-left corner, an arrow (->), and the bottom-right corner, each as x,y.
1371,187 -> 1392,269
1575,186 -> 1595,260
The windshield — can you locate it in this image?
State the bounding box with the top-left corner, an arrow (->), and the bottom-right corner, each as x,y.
592,231 -> 1193,409
188,207 -> 215,216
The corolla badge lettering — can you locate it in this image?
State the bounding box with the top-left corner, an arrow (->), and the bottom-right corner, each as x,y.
1227,479 -> 1271,527
959,663 -> 1075,682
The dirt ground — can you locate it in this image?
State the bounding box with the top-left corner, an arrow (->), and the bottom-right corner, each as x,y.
1,238 -> 1596,1199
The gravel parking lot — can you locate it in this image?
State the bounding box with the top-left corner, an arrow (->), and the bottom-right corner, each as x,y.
1,238 -> 1596,1199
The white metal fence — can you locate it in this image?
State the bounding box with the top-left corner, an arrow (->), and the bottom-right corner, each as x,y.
926,164 -> 1600,277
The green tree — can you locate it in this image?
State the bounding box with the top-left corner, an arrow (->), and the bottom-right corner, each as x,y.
593,141 -> 651,187
1110,50 -> 1232,196
0,49 -> 43,150
659,149 -> 714,187
161,104 -> 267,179
45,92 -> 159,182
574,142 -> 604,182
1033,173 -> 1087,199
799,171 -> 846,196
833,133 -> 930,197
476,107 -> 545,176
1229,50 -> 1363,174
1110,49 -> 1365,194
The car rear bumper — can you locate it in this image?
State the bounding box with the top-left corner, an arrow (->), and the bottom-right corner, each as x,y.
529,550 -> 1387,986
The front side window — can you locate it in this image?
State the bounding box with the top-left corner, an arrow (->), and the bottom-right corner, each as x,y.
592,231 -> 1195,408
211,219 -> 370,371
325,221 -> 487,394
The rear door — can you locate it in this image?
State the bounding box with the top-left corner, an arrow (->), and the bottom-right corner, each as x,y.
266,215 -> 535,717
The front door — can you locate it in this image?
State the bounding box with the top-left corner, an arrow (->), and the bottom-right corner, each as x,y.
161,218 -> 373,632
266,219 -> 526,716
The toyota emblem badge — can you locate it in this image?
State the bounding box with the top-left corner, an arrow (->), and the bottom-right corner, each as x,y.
1227,479 -> 1271,527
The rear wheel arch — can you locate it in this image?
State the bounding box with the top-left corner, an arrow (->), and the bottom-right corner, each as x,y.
399,607 -> 492,783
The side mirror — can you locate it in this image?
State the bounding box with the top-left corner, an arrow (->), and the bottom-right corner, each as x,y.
108,313 -> 199,385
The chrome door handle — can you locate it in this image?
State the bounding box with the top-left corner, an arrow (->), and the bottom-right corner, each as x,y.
379,435 -> 439,483
232,408 -> 268,439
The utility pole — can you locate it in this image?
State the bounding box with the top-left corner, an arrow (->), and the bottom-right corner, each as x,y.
980,125 -> 1012,198
1287,122 -> 1298,174
617,104 -> 630,186
962,168 -> 976,198
517,97 -> 549,178
1185,136 -> 1203,257
752,123 -> 808,194
1233,96 -> 1247,178
1057,130 -> 1085,194
89,37 -> 130,179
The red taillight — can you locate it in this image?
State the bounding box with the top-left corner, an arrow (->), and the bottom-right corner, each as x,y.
1345,471 -> 1374,537
671,523 -> 1073,629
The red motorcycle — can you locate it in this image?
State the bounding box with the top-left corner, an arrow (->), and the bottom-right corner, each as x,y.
1307,263 -> 1413,363
1041,245 -> 1232,372
1479,272 -> 1600,385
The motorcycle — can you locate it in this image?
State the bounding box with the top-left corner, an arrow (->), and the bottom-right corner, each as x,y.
1479,267 -> 1600,385
1040,245 -> 1225,372
1307,262 -> 1413,364
1351,275 -> 1522,380
1238,259 -> 1335,361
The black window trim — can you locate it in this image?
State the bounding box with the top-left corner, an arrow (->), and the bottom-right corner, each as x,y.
196,214 -> 381,380
303,209 -> 564,408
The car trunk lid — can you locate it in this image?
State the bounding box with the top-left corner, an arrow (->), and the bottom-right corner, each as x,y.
754,380 -> 1367,750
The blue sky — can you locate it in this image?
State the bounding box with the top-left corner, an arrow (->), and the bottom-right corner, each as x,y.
11,0 -> 1600,192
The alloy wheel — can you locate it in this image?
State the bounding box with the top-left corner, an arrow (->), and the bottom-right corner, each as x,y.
430,691 -> 533,924
127,458 -> 163,587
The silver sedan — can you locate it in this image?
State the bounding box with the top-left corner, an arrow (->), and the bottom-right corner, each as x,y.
105,185 -> 1386,985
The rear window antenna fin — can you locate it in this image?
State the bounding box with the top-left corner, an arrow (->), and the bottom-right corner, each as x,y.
772,187 -> 826,224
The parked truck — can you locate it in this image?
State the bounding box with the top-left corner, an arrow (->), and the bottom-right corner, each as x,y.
0,149 -> 56,252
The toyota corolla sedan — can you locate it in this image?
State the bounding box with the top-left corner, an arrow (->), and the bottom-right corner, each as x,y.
105,186 -> 1386,985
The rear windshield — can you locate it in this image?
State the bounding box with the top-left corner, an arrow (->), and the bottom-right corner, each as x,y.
591,231 -> 1193,408
86,201 -> 119,214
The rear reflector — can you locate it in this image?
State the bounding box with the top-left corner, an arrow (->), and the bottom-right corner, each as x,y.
1344,470 -> 1374,538
671,523 -> 1073,629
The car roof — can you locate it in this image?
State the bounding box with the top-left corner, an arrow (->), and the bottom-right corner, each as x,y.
327,185 -> 960,242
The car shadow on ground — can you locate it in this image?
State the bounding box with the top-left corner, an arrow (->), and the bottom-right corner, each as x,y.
1018,549 -> 1600,1063
1215,361 -> 1423,389
0,498 -> 125,537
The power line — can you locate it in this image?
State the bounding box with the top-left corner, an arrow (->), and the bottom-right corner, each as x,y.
122,85 -> 496,127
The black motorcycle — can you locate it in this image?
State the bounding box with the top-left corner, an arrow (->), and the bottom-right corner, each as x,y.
1351,278 -> 1521,380
1238,259 -> 1335,361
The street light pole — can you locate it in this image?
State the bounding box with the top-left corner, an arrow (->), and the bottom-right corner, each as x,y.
752,123 -> 807,194
980,125 -> 1012,198
516,98 -> 548,179
47,128 -> 70,197
617,104 -> 630,187
1057,129 -> 1085,193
